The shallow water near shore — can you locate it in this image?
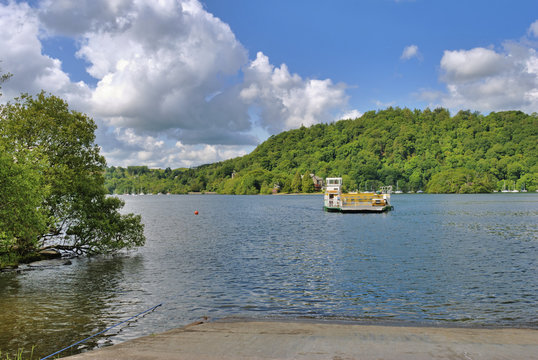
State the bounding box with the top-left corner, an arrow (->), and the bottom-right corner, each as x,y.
1,193 -> 537,358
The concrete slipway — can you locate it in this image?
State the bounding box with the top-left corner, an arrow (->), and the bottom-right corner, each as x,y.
63,318 -> 538,360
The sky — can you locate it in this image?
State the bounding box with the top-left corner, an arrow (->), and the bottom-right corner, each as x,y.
1,0 -> 537,169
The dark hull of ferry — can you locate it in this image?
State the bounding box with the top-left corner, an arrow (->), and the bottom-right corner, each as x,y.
324,205 -> 393,213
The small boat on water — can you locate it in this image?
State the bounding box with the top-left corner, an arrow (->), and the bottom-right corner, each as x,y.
394,181 -> 403,194
323,177 -> 393,213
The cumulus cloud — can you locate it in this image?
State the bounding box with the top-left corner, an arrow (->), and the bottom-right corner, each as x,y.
38,0 -> 134,37
0,2 -> 91,106
337,109 -> 362,120
421,23 -> 538,113
440,48 -> 507,82
97,126 -> 251,168
75,0 -> 251,141
0,0 -> 352,168
240,52 -> 348,133
437,45 -> 538,112
400,44 -> 421,60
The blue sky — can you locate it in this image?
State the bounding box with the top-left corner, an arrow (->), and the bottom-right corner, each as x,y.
203,0 -> 538,111
1,0 -> 537,168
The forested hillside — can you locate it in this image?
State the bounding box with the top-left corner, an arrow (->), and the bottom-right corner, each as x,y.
105,108 -> 538,194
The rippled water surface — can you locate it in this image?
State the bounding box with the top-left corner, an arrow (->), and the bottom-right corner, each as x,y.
1,194 -> 537,357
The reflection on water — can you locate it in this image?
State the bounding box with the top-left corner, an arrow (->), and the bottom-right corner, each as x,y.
0,256 -> 145,358
0,194 -> 537,358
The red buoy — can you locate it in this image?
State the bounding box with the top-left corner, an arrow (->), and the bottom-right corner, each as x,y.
194,210 -> 199,215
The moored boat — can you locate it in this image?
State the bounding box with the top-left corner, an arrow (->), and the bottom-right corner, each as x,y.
324,177 -> 393,213
394,181 -> 403,194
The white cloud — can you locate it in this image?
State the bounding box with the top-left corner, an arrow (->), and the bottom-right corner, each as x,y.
241,52 -> 348,133
528,20 -> 538,38
337,109 -> 362,120
99,128 -> 251,168
400,44 -> 421,60
421,24 -> 538,113
38,0 -> 134,37
1,0 -> 352,168
73,0 -> 349,142
0,2 -> 91,106
440,47 -> 507,82
76,0 -> 251,140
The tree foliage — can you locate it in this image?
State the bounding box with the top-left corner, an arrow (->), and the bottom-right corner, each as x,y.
302,172 -> 315,193
291,172 -> 302,193
104,108 -> 538,195
0,92 -> 145,263
0,143 -> 49,254
426,168 -> 496,193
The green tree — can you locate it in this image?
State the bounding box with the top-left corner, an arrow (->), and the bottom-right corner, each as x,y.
0,92 -> 145,257
301,172 -> 315,193
426,168 -> 496,193
408,169 -> 423,191
291,171 -> 302,193
0,142 -> 49,256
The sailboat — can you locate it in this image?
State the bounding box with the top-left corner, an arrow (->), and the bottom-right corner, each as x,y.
395,181 -> 403,194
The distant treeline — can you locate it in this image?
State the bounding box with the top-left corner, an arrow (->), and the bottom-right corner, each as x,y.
105,108 -> 538,194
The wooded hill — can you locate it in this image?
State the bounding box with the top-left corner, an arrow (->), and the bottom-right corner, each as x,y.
105,108 -> 538,194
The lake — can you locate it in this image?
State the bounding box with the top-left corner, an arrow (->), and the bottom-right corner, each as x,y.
1,193 -> 537,358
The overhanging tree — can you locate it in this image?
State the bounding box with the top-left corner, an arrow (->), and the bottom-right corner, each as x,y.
0,92 -> 145,256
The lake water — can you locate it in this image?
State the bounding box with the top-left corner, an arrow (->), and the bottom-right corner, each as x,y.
1,194 -> 537,358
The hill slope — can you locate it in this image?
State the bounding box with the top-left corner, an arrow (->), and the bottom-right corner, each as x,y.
105,108 -> 538,194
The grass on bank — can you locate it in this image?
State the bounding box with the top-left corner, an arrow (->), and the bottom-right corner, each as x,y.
0,346 -> 36,360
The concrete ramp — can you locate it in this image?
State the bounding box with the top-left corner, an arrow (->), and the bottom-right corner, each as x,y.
64,318 -> 538,360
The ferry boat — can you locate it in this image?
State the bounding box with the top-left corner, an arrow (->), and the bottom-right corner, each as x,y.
324,177 -> 393,213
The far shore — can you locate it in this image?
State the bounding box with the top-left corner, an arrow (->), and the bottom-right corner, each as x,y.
116,191 -> 538,196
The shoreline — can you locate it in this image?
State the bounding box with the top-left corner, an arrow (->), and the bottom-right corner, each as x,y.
219,315 -> 538,330
114,191 -> 538,196
62,317 -> 538,360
